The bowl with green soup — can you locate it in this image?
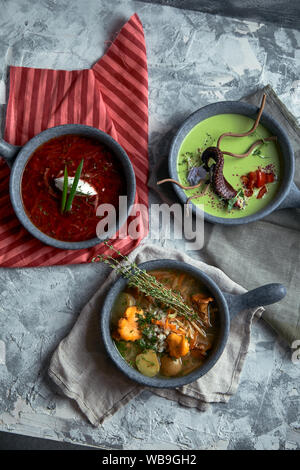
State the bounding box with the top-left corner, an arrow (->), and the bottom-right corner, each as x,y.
166,97 -> 300,224
100,259 -> 286,388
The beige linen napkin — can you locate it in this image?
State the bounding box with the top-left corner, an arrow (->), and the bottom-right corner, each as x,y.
49,243 -> 263,426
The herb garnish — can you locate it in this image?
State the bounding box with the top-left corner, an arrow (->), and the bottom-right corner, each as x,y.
252,147 -> 271,159
227,188 -> 245,212
61,165 -> 69,213
62,158 -> 84,213
115,340 -> 128,357
93,242 -> 206,336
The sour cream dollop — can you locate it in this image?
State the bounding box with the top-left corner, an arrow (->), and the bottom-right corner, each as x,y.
54,176 -> 97,197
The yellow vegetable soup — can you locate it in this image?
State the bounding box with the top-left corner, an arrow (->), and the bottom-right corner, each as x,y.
110,269 -> 219,378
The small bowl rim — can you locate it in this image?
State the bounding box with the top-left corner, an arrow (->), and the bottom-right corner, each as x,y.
100,259 -> 230,389
168,100 -> 294,225
9,124 -> 136,250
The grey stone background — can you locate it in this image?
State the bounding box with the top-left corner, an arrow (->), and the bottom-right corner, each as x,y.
138,0 -> 300,30
0,0 -> 299,450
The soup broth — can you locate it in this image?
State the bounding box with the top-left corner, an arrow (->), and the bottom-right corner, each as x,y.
111,269 -> 219,379
177,114 -> 282,218
21,134 -> 126,242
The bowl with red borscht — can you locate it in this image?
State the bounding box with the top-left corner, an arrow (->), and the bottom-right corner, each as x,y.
0,124 -> 136,249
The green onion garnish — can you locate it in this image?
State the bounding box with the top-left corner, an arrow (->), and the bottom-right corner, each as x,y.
64,158 -> 84,212
61,165 -> 68,213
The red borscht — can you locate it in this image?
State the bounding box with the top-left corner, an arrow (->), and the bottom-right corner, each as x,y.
21,134 -> 126,242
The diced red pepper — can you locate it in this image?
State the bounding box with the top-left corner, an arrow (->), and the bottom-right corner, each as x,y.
241,169 -> 275,192
257,185 -> 267,199
266,172 -> 275,183
248,171 -> 257,189
240,175 -> 249,187
256,170 -> 267,187
244,188 -> 253,197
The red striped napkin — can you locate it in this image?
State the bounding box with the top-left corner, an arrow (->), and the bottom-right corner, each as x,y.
0,13 -> 148,268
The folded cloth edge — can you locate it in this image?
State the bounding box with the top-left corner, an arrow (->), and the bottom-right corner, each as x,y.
48,359 -> 142,426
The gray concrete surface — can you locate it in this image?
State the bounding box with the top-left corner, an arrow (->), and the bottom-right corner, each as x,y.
138,0 -> 300,30
0,0 -> 299,450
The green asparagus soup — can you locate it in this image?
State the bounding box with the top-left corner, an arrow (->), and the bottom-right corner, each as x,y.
177,114 -> 282,218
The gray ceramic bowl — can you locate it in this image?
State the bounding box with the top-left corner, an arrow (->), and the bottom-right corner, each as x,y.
0,124 -> 136,250
169,101 -> 300,224
100,259 -> 286,388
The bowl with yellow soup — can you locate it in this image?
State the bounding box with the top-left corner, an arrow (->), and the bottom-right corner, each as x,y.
168,100 -> 300,224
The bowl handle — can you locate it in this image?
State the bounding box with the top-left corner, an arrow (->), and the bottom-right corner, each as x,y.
224,283 -> 287,318
276,182 -> 300,210
0,138 -> 21,167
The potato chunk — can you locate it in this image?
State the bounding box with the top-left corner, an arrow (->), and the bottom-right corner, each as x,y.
114,293 -> 136,316
136,350 -> 160,377
160,355 -> 182,377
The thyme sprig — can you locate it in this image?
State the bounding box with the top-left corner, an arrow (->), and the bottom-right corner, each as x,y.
93,242 -> 206,336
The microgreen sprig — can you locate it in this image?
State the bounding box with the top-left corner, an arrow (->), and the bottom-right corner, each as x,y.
61,165 -> 69,214
62,158 -> 84,213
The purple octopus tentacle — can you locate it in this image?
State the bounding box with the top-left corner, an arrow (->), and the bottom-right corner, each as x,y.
201,147 -> 237,200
